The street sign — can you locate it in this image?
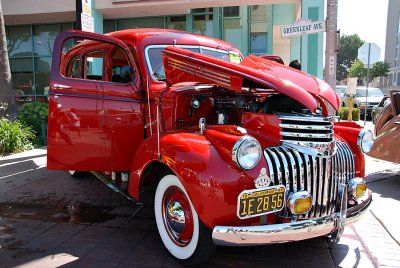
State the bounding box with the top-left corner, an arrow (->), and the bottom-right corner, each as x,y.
346,77 -> 357,95
358,43 -> 380,65
81,13 -> 94,32
82,0 -> 92,16
281,19 -> 326,38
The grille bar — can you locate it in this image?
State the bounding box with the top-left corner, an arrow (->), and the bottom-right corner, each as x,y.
280,123 -> 332,131
264,140 -> 355,219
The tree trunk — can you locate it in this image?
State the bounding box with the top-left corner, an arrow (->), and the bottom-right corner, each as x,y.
0,0 -> 15,119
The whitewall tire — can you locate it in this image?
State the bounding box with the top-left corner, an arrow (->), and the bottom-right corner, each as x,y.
154,174 -> 215,265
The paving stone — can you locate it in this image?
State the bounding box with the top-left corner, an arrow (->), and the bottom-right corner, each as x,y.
75,225 -> 116,241
51,237 -> 99,258
73,258 -> 119,268
287,246 -> 335,266
86,241 -> 136,262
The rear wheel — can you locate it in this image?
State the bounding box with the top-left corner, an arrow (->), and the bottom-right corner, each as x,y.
154,174 -> 215,265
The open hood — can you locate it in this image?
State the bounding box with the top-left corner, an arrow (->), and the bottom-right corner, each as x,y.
162,46 -> 340,113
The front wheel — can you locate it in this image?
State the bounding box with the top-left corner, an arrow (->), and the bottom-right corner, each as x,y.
154,174 -> 216,265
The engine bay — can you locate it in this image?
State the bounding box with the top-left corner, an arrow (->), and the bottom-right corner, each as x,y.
161,85 -> 323,131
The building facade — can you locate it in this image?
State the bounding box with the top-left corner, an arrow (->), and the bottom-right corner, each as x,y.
3,0 -> 325,106
384,0 -> 400,90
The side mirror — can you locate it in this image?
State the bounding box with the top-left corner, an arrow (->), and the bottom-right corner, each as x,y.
120,65 -> 134,82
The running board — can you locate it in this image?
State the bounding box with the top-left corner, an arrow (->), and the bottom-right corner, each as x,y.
92,171 -> 138,203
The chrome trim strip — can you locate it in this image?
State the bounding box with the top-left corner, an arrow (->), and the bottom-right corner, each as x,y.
293,150 -> 304,191
316,158 -> 323,216
322,158 -> 330,216
212,192 -> 371,246
275,148 -> 290,186
281,131 -> 334,139
268,149 -> 283,186
264,151 -> 275,183
279,115 -> 334,122
279,123 -> 332,131
311,156 -> 318,218
282,147 -> 296,192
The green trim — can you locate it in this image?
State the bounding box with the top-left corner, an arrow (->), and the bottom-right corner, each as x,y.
307,7 -> 318,77
241,6 -> 248,56
186,14 -> 193,32
213,7 -> 221,38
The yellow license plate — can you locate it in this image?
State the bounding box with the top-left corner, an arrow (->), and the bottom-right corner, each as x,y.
237,185 -> 286,219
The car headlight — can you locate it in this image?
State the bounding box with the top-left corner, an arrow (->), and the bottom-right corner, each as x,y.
232,136 -> 261,170
357,129 -> 374,153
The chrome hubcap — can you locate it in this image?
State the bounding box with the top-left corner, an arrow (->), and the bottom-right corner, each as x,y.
162,186 -> 194,246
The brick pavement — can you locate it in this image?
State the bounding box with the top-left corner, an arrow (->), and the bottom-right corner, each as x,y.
1,150 -> 399,267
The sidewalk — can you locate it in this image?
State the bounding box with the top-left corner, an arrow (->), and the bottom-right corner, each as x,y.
1,148 -> 400,267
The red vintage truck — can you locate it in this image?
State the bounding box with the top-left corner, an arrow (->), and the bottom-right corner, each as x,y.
47,29 -> 373,265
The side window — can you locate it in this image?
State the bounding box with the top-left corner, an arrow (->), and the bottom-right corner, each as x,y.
84,51 -> 104,81
110,46 -> 133,83
66,56 -> 81,78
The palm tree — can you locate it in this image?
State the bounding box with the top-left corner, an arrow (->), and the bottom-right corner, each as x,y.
0,0 -> 15,119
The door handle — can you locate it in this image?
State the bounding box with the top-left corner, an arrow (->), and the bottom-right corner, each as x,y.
53,83 -> 71,89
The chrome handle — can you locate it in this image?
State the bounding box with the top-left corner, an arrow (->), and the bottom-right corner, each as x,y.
53,83 -> 71,89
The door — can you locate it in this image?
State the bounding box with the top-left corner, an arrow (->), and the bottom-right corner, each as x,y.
47,31 -> 142,171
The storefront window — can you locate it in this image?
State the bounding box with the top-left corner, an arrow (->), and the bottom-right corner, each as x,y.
10,58 -> 34,104
167,16 -> 186,31
250,5 -> 268,54
6,23 -> 73,107
223,6 -> 240,17
193,14 -> 213,37
35,57 -> 51,95
33,24 -> 59,56
104,20 -> 116,33
7,26 -> 32,57
223,19 -> 241,49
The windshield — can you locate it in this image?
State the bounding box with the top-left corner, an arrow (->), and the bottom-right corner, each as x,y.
355,88 -> 383,97
145,45 -> 240,81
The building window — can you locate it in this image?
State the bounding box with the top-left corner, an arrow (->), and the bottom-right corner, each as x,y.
222,6 -> 241,49
104,20 -> 116,33
167,15 -> 186,31
7,25 -> 32,57
223,6 -> 240,17
193,8 -> 213,37
6,23 -> 73,107
250,5 -> 268,54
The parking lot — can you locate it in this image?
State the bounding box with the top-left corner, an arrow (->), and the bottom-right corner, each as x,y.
0,145 -> 400,267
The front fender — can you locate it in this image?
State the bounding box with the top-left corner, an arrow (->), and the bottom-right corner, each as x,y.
334,122 -> 365,177
132,132 -> 268,228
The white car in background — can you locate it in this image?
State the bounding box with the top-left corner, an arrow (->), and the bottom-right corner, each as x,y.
342,87 -> 384,118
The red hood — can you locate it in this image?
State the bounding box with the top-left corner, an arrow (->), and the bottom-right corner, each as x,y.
162,46 -> 340,112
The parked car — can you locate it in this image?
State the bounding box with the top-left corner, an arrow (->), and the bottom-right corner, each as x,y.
47,29 -> 372,265
342,87 -> 384,118
371,96 -> 390,124
368,90 -> 400,163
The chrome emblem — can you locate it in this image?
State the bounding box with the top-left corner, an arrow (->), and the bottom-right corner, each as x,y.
255,168 -> 272,188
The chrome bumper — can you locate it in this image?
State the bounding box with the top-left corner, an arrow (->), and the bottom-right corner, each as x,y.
212,191 -> 372,246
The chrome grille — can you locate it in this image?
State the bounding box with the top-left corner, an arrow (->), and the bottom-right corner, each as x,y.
279,115 -> 335,157
264,140 -> 355,219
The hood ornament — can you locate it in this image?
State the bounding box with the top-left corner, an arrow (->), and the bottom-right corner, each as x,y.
255,168 -> 272,188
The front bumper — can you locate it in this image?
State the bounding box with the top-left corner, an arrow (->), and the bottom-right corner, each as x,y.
212,190 -> 372,246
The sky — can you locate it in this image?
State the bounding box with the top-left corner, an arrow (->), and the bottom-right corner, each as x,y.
337,0 -> 389,61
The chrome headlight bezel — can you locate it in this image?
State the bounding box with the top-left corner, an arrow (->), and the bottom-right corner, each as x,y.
232,136 -> 261,170
357,129 -> 374,153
